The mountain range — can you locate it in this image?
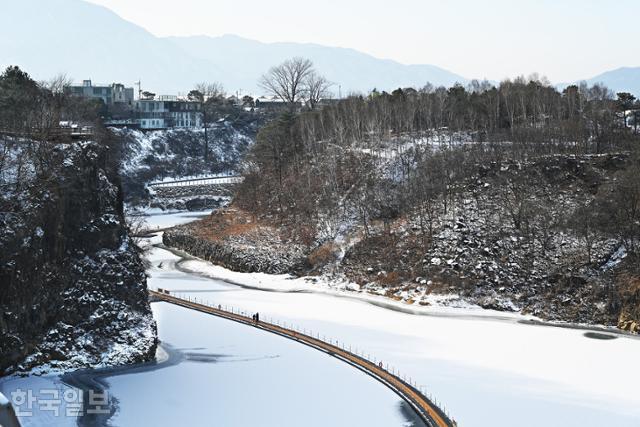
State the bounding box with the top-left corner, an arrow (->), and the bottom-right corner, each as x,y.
579,67 -> 640,97
0,0 -> 638,97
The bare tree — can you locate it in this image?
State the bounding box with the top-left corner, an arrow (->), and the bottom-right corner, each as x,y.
41,74 -> 73,130
305,71 -> 332,110
259,57 -> 314,108
191,82 -> 225,161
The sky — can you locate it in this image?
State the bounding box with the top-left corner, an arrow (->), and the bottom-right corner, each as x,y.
84,0 -> 639,83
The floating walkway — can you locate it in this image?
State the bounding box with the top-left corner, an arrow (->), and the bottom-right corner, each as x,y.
150,289 -> 457,427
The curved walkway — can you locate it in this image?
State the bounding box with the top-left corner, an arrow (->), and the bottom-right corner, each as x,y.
149,289 -> 457,427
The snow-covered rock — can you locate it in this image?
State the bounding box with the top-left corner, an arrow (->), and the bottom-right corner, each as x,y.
0,138 -> 157,375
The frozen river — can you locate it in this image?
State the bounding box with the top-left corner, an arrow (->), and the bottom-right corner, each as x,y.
105,303 -> 418,427
2,209 -> 640,426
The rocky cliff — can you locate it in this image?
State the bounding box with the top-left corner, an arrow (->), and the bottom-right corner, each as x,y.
164,226 -> 307,275
0,137 -> 157,374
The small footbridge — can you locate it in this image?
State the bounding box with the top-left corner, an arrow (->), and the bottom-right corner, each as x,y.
147,176 -> 244,202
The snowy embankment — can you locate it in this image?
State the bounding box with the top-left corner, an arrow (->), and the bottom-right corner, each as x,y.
175,245 -> 636,331
176,256 -> 529,320
160,204 -> 633,327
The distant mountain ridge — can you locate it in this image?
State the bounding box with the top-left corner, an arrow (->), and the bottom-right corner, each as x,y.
0,0 -> 465,95
164,34 -> 467,95
582,67 -> 640,97
0,0 -> 637,97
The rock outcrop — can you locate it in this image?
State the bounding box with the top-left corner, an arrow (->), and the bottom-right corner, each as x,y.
617,275 -> 640,333
164,227 -> 308,275
0,138 -> 157,374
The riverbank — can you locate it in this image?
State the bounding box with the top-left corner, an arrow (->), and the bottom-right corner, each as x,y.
162,219 -> 640,334
161,239 -> 638,339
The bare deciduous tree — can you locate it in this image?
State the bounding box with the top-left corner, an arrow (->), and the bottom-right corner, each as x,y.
42,74 -> 73,130
305,71 -> 332,110
192,82 -> 225,161
259,57 -> 314,108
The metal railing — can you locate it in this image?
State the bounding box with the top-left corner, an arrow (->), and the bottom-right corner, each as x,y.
147,176 -> 244,188
0,127 -> 93,141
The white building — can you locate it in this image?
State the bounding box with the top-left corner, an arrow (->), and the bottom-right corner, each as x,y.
134,98 -> 202,130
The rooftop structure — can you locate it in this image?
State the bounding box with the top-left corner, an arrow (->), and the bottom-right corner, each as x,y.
65,80 -> 134,105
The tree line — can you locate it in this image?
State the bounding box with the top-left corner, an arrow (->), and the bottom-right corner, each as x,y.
0,66 -> 124,204
289,77 -> 638,154
237,69 -> 640,259
0,66 -> 101,137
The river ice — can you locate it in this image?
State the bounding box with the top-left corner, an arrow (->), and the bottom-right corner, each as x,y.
107,303 -> 415,427
135,209 -> 213,230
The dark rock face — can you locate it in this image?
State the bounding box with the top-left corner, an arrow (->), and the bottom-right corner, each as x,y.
149,184 -> 235,211
0,139 -> 157,374
164,228 -> 308,275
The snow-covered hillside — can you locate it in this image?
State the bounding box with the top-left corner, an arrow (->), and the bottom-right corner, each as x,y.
114,117 -> 259,206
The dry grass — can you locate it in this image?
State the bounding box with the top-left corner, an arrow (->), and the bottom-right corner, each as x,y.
378,271 -> 402,286
191,208 -> 267,242
308,242 -> 338,268
618,273 -> 640,303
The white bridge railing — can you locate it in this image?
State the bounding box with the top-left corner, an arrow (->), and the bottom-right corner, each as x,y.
148,176 -> 244,188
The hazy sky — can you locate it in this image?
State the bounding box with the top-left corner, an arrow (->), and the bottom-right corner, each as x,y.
85,0 -> 638,82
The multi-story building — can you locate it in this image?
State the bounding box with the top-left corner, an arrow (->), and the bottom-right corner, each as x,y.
65,80 -> 134,106
112,83 -> 134,104
134,98 -> 202,130
67,80 -> 203,130
134,99 -> 167,129
165,100 -> 202,129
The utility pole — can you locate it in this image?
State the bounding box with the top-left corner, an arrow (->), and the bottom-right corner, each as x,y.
135,80 -> 142,100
